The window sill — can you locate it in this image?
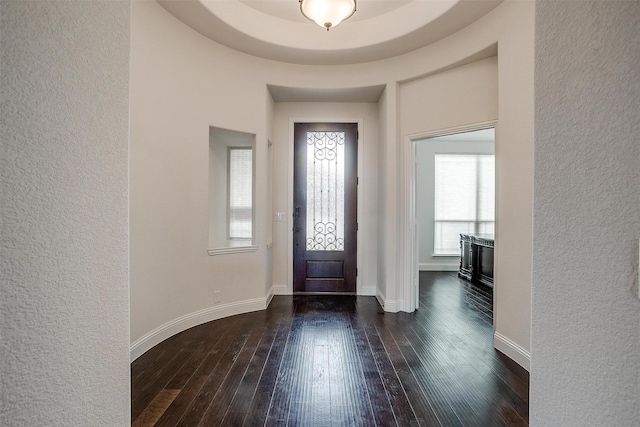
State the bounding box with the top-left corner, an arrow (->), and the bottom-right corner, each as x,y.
208,245 -> 258,256
432,253 -> 460,257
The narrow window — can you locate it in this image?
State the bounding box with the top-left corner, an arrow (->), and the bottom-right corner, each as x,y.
434,154 -> 495,255
228,148 -> 253,241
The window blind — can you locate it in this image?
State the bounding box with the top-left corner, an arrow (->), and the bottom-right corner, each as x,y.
434,154 -> 495,255
229,148 -> 252,239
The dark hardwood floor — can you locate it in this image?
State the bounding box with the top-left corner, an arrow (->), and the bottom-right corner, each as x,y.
131,272 -> 529,426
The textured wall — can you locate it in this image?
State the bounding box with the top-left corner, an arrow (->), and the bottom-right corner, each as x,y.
532,1 -> 640,425
1,1 -> 130,425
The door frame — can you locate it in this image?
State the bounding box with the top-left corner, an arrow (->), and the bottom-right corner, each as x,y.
287,117 -> 363,295
402,120 -> 497,313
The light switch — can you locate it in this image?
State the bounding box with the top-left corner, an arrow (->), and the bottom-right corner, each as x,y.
275,212 -> 287,222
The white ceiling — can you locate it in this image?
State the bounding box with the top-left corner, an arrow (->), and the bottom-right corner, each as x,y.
157,0 -> 503,65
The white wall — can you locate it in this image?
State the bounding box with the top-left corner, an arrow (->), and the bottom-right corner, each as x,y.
400,58 -> 499,134
416,135 -> 495,271
531,1 -> 640,425
208,130 -> 229,247
377,88 -> 392,305
396,49 -> 533,369
265,90 -> 276,296
130,0 -> 534,370
271,102 -> 379,296
1,1 -> 130,425
130,1 -> 272,358
401,58 -> 497,274
493,0 -> 535,371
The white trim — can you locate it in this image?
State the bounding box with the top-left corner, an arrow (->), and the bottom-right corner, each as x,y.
287,119 -> 294,293
360,285 -> 377,296
265,286 -> 274,307
287,117 -> 365,295
273,283 -> 290,295
494,331 -> 531,372
406,121 -> 498,142
130,295 -> 269,362
419,263 -> 459,271
207,245 -> 258,256
376,292 -> 401,313
383,299 -> 401,313
401,137 -> 418,312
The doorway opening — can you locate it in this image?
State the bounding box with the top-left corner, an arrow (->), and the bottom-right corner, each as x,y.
404,124 -> 496,315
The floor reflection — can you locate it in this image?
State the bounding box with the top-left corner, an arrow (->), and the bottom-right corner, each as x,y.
131,273 -> 529,426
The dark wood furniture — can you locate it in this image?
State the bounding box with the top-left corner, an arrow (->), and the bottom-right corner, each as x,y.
459,233 -> 494,288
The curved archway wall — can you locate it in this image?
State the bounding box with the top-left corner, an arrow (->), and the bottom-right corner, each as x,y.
130,0 -> 534,369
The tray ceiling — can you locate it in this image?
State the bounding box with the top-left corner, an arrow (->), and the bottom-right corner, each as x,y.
157,0 -> 502,65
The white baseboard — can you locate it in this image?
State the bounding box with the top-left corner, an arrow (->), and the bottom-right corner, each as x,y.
359,285 -> 377,296
494,331 -> 530,371
384,300 -> 400,312
419,263 -> 459,271
273,284 -> 290,295
265,286 -> 274,307
130,295 -> 270,362
376,293 -> 400,313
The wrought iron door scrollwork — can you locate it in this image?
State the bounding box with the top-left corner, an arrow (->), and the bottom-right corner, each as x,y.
306,131 -> 346,252
306,222 -> 344,251
307,132 -> 344,160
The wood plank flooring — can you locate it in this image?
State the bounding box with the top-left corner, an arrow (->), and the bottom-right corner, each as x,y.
131,272 -> 529,426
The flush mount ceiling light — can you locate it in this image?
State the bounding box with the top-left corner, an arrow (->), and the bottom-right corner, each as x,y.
299,0 -> 357,31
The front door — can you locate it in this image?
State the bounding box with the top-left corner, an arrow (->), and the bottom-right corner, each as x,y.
293,123 -> 357,293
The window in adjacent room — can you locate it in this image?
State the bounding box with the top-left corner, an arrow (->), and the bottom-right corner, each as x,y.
433,153 -> 495,255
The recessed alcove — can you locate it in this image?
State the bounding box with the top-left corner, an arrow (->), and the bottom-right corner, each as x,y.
208,126 -> 256,254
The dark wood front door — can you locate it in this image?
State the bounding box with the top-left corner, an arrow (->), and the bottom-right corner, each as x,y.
293,123 -> 357,293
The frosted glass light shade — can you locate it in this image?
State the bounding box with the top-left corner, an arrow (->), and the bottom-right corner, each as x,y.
300,0 -> 356,30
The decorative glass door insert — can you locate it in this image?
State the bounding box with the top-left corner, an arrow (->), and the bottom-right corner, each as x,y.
306,131 -> 345,251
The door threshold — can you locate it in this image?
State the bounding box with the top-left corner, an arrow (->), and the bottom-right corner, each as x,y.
293,292 -> 357,296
